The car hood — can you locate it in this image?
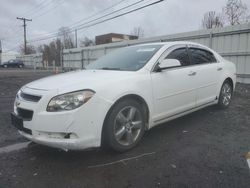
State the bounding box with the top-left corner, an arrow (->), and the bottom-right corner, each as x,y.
25,69 -> 135,93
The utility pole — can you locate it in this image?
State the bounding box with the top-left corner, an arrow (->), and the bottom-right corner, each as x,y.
16,17 -> 32,55
75,29 -> 78,48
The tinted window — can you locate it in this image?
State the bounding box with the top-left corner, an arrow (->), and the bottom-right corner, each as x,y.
165,48 -> 190,66
86,45 -> 163,71
189,48 -> 217,65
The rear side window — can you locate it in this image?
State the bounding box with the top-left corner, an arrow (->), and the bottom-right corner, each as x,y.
189,48 -> 217,65
165,48 -> 190,66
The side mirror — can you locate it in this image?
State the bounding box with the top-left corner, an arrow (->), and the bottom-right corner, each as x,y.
157,59 -> 181,71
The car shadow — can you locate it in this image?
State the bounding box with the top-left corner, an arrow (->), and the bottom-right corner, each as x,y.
22,105 -> 220,168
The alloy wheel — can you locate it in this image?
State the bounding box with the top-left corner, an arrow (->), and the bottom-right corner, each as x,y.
221,83 -> 232,106
114,106 -> 143,146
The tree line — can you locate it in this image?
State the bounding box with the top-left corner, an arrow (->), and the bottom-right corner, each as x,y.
20,26 -> 144,66
202,0 -> 249,29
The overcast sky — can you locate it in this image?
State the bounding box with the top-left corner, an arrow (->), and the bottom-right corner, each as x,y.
0,0 -> 250,53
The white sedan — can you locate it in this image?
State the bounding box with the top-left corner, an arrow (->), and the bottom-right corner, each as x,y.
11,42 -> 236,152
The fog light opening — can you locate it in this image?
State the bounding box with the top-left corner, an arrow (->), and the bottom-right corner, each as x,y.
64,133 -> 70,139
64,133 -> 78,139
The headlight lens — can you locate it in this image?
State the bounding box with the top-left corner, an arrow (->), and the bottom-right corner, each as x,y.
47,90 -> 95,112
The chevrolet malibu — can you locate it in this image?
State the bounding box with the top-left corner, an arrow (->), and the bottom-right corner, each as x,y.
11,42 -> 236,152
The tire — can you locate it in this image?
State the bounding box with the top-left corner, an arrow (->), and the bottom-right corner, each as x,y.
3,65 -> 7,68
217,80 -> 233,109
103,99 -> 146,152
19,65 -> 23,68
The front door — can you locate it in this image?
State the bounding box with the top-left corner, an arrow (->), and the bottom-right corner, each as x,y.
151,46 -> 197,122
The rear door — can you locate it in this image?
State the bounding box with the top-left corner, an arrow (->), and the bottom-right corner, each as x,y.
188,46 -> 220,106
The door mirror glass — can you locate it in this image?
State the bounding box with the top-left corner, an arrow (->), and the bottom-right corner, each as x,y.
158,59 -> 181,70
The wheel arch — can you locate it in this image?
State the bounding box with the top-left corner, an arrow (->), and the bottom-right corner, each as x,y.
224,77 -> 234,92
101,94 -> 150,147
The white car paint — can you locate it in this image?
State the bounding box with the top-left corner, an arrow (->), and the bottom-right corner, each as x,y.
12,42 -> 236,150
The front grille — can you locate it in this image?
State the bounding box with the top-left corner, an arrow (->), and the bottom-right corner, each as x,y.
20,92 -> 41,102
17,108 -> 33,121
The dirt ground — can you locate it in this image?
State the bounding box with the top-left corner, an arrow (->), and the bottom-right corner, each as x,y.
0,69 -> 250,188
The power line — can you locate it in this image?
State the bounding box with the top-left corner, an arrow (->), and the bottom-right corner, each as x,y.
5,0 -> 64,39
76,0 -> 164,33
3,0 -> 141,42
27,0 -> 134,40
1,0 -> 125,41
70,0 -> 145,31
7,0 -> 165,50
7,1 -> 52,33
2,0 -> 53,40
29,0 -> 147,42
23,0 -> 54,17
30,0 -> 164,43
68,0 -> 127,28
29,0 -> 65,19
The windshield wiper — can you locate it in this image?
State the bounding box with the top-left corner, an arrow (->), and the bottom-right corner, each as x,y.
101,67 -> 121,70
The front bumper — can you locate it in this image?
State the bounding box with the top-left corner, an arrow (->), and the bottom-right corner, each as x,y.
19,130 -> 95,150
12,87 -> 112,150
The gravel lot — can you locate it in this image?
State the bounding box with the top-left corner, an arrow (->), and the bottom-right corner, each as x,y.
0,69 -> 250,188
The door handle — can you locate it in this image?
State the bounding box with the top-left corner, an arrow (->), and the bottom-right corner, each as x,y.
217,67 -> 223,71
188,71 -> 196,76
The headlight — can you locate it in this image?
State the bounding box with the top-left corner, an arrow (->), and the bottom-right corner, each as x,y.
47,90 -> 95,112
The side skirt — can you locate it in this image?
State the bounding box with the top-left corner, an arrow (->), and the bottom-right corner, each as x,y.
150,100 -> 218,129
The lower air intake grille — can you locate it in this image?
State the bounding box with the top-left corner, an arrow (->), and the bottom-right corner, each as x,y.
17,108 -> 33,121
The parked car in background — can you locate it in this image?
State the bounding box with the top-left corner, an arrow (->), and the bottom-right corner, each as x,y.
1,59 -> 24,68
11,42 -> 236,152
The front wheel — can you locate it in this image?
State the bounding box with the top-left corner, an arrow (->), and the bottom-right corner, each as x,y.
217,81 -> 233,109
103,99 -> 145,152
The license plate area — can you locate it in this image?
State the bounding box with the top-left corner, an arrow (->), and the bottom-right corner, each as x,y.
11,113 -> 32,135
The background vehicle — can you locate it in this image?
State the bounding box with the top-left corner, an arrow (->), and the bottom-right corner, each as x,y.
1,59 -> 24,68
11,42 -> 236,152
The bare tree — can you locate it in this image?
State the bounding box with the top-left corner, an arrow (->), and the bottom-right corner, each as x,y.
223,0 -> 248,25
202,11 -> 224,29
38,38 -> 63,66
36,45 -> 44,54
80,37 -> 95,47
19,44 -> 36,55
55,39 -> 62,66
58,27 -> 74,49
130,26 -> 144,38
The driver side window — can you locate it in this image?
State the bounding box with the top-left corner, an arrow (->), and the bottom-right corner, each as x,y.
165,48 -> 190,66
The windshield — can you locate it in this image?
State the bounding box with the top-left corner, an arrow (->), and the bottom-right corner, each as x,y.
86,44 -> 163,71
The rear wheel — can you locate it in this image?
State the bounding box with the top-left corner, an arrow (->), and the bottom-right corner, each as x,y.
103,99 -> 145,152
217,80 -> 233,109
18,65 -> 23,68
3,65 -> 7,68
